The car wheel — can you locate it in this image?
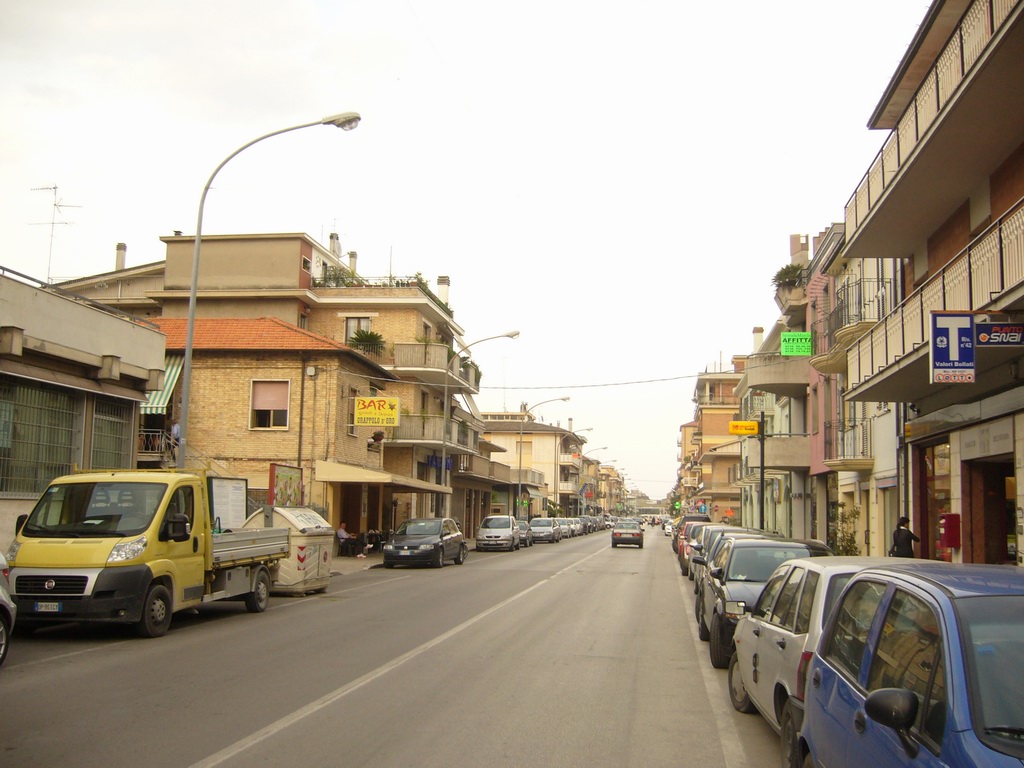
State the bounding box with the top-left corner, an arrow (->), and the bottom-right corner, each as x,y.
384,562 -> 395,568
0,612 -> 9,667
694,592 -> 703,624
639,542 -> 644,548
136,583 -> 172,638
728,653 -> 757,713
454,543 -> 468,565
433,546 -> 445,568
802,751 -> 814,768
612,542 -> 617,547
244,567 -> 272,613
681,562 -> 689,576
709,613 -> 730,669
780,700 -> 800,768
698,611 -> 710,642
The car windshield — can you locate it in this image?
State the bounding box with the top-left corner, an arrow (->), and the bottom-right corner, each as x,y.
617,521 -> 640,530
21,481 -> 168,538
396,519 -> 442,536
726,546 -> 807,582
481,517 -> 511,529
532,519 -> 552,527
958,594 -> 1024,754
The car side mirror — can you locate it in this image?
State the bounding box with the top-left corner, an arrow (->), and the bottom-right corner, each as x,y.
710,566 -> 725,582
691,555 -> 706,566
161,513 -> 192,542
16,513 -> 28,535
865,688 -> 920,758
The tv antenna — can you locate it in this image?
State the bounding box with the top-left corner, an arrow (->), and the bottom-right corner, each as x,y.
31,184 -> 81,283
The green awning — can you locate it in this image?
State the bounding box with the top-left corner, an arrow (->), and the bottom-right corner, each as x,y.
141,355 -> 183,414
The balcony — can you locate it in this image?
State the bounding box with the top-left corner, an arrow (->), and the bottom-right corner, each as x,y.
390,342 -> 479,392
775,284 -> 809,322
823,420 -> 874,472
559,453 -> 583,469
389,413 -> 476,453
847,198 -> 1024,407
741,353 -> 810,399
810,278 -> 896,375
843,0 -> 1024,263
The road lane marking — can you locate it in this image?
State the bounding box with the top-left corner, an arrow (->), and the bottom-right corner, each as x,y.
191,549 -> 598,767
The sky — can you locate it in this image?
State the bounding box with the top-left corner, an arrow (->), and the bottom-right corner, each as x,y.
0,1 -> 932,499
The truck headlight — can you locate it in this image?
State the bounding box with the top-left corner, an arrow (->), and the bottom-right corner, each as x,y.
108,535 -> 148,563
5,540 -> 20,563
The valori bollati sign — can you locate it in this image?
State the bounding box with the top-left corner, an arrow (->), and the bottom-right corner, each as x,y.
354,397 -> 400,427
729,421 -> 760,436
780,332 -> 812,356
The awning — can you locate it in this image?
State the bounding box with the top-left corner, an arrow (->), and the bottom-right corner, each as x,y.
141,355 -> 183,414
526,487 -> 545,500
314,460 -> 451,494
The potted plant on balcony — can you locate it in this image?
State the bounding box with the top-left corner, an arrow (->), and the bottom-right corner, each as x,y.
348,329 -> 385,357
772,263 -> 805,310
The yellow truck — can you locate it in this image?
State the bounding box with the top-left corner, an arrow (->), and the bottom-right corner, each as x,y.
5,469 -> 288,637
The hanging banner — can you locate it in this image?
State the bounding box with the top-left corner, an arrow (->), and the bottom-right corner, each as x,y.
354,396 -> 400,426
780,332 -> 812,356
930,312 -> 975,383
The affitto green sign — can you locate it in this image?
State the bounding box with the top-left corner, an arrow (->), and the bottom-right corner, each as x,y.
780,332 -> 812,356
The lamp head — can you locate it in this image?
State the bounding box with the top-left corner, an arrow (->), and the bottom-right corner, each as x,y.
505,331 -> 521,339
322,112 -> 362,131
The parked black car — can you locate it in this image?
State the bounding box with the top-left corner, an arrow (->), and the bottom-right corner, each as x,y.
693,537 -> 832,669
383,517 -> 468,568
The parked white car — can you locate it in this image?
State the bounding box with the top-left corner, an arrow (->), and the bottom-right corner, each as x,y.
730,556 -> 891,768
0,553 -> 15,667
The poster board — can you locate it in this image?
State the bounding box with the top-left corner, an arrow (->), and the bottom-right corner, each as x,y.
208,476 -> 249,530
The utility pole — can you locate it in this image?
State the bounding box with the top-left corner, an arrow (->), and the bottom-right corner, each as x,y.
759,411 -> 766,531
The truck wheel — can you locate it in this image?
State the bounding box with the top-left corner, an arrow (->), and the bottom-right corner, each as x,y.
245,568 -> 271,613
137,584 -> 172,638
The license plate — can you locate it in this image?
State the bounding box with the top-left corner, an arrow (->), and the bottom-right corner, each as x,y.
399,550 -> 412,555
35,601 -> 62,613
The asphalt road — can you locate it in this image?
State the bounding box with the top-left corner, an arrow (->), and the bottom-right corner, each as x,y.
1,528 -> 781,768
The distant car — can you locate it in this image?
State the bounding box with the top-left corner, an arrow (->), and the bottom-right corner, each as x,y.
568,518 -> 583,537
517,520 -> 534,547
382,517 -> 468,568
693,537 -> 833,669
611,519 -> 644,548
556,518 -> 574,538
664,523 -> 673,537
730,556 -> 891,768
528,517 -> 562,543
800,562 -> 1024,768
0,554 -> 14,666
476,514 -> 521,551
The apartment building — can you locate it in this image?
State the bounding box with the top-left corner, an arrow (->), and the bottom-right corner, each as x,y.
836,0 -> 1024,564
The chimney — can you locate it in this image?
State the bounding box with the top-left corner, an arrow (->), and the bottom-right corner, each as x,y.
437,275 -> 450,305
115,243 -> 126,272
329,232 -> 342,259
752,326 -> 765,352
347,250 -> 357,275
567,417 -> 574,432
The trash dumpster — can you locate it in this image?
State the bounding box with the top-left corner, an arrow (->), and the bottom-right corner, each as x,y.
242,506 -> 334,595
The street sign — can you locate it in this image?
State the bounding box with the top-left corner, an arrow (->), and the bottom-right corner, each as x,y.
780,332 -> 812,356
729,420 -> 760,435
976,323 -> 1024,346
930,312 -> 975,383
354,396 -> 400,426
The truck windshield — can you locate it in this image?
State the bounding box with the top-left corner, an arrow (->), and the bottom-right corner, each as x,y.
21,481 -> 168,537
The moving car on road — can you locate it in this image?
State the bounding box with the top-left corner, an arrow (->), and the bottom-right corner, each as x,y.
611,519 -> 644,548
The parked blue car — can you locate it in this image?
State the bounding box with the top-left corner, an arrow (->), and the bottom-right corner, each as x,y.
799,562 -> 1024,767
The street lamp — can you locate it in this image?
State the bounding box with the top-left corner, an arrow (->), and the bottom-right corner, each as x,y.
515,396 -> 570,520
439,330 -> 520,515
176,112 -> 361,467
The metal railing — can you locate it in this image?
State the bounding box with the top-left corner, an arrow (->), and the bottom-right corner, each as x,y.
812,278 -> 896,355
823,419 -> 873,462
845,0 -> 1019,238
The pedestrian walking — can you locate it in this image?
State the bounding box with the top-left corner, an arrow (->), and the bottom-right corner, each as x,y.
890,516 -> 920,557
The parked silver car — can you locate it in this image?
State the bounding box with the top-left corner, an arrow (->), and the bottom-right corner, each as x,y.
0,553 -> 15,667
475,515 -> 521,551
528,517 -> 562,543
517,520 -> 534,547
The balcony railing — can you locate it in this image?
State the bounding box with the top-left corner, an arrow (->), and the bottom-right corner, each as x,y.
823,419 -> 874,470
844,0 -> 1019,239
812,278 -> 897,356
391,343 -> 479,389
848,197 -> 1024,389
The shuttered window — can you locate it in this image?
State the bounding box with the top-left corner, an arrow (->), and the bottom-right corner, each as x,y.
251,381 -> 289,429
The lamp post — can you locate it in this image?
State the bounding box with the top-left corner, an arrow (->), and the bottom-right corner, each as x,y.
515,397 -> 569,520
439,331 -> 519,515
176,112 -> 361,467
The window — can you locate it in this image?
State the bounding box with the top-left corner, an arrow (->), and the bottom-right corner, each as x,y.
770,567 -> 806,630
0,377 -> 81,496
346,387 -> 358,436
345,317 -> 371,340
91,397 -> 133,469
753,569 -> 790,619
251,381 -> 289,429
867,590 -> 945,745
794,571 -> 820,635
824,579 -> 886,680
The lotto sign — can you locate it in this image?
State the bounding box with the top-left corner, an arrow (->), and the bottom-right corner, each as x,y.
354,397 -> 400,426
930,312 -> 975,384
